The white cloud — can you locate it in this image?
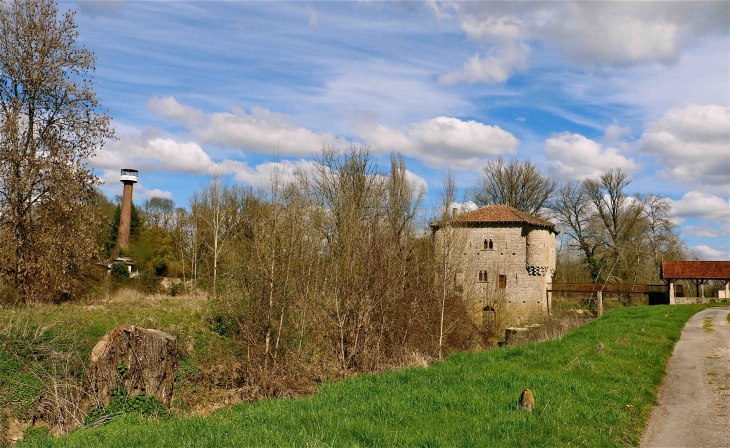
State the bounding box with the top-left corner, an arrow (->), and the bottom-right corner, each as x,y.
425,0 -> 452,22
147,96 -> 205,128
195,107 -> 347,157
314,61 -> 467,125
450,201 -> 478,214
553,4 -> 681,66
603,124 -> 631,143
405,170 -> 429,195
410,117 -> 518,163
683,224 -> 725,239
96,134 -> 213,175
435,1 -> 728,84
136,97 -> 517,174
461,15 -> 526,42
357,117 -> 519,170
137,187 -> 174,200
443,2 -> 728,67
146,98 -> 349,157
688,245 -> 728,261
355,123 -> 415,154
544,132 -> 637,181
604,38 -> 729,114
439,43 -> 530,85
307,5 -> 318,28
637,104 -> 730,191
434,201 -> 479,221
668,191 -> 730,223
218,159 -> 320,188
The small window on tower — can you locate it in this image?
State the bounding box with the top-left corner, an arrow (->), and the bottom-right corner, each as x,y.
489,239 -> 494,250
483,239 -> 488,250
478,271 -> 488,282
498,274 -> 507,289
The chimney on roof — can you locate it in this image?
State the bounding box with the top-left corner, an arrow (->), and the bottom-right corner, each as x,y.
452,207 -> 458,217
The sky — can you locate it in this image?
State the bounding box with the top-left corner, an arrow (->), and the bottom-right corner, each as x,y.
64,0 -> 730,259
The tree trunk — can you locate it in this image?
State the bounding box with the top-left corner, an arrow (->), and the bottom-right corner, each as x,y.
89,325 -> 178,408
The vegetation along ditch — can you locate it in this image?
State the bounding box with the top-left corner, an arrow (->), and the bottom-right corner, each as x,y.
18,304 -> 713,447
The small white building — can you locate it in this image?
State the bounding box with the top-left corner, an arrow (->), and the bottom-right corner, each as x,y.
431,205 -> 558,326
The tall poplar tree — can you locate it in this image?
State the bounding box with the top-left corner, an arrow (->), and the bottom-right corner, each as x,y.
0,0 -> 113,302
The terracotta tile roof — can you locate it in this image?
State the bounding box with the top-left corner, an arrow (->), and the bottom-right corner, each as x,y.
661,261 -> 730,280
431,204 -> 556,230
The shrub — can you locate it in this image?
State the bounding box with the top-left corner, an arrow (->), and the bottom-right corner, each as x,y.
111,263 -> 129,281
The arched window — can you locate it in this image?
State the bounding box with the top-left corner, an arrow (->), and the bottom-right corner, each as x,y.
483,239 -> 488,250
478,271 -> 488,282
488,239 -> 494,249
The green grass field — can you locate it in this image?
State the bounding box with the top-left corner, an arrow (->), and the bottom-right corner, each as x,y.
20,304 -> 706,447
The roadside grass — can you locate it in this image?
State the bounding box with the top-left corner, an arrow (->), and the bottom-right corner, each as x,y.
21,304 -> 706,448
727,312 -> 730,324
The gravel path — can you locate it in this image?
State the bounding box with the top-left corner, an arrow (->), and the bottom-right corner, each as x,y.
641,306 -> 730,448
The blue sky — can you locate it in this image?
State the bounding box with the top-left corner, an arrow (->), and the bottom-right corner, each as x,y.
65,1 -> 729,259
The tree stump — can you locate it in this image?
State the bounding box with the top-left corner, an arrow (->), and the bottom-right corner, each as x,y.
89,325 -> 178,408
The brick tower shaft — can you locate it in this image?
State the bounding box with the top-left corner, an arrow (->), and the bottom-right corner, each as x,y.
117,182 -> 134,250
116,169 -> 138,251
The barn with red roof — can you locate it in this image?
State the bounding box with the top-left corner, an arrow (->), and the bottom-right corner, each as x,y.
661,261 -> 730,304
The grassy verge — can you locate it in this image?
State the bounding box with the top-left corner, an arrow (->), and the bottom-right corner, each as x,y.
0,290 -> 237,428
22,304 -> 706,447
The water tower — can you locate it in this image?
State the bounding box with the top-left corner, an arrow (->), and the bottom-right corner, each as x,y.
117,168 -> 138,251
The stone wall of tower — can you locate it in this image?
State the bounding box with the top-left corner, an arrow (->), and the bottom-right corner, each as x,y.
433,222 -> 556,326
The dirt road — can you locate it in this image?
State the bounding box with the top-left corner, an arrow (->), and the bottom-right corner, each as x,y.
642,306 -> 730,448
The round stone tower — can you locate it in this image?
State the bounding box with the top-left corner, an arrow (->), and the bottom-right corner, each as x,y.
525,227 -> 553,276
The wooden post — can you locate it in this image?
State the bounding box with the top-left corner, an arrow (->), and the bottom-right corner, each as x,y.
669,281 -> 675,305
725,280 -> 729,300
596,290 -> 603,317
547,289 -> 552,316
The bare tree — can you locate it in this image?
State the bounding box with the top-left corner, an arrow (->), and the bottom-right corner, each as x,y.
583,169 -> 645,283
169,207 -> 192,291
552,181 -> 603,281
470,158 -> 557,216
436,169 -> 458,360
313,146 -> 383,372
552,169 -> 684,290
191,171 -> 248,297
0,0 -> 113,302
143,197 -> 175,230
642,194 -> 683,270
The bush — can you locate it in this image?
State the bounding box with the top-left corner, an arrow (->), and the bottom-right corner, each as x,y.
111,263 -> 129,281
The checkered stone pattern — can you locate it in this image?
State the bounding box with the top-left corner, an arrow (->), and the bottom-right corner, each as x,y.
526,265 -> 548,276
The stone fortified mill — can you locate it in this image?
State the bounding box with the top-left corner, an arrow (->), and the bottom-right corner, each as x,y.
431,205 -> 558,326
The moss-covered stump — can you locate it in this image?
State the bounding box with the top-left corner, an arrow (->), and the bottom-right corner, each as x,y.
89,325 -> 177,408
